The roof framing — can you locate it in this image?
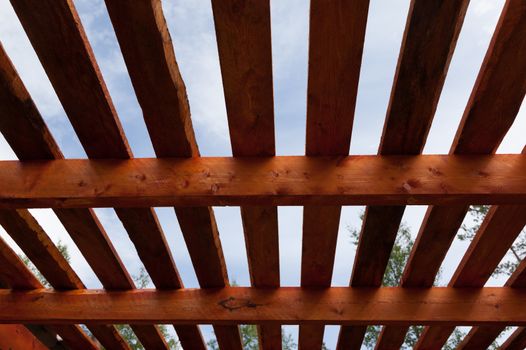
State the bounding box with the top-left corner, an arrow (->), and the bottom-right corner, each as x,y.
0,0 -> 525,349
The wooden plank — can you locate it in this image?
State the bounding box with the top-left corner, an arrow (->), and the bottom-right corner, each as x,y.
24,325 -> 69,350
104,0 -> 198,159
0,209 -> 131,350
1,41 -> 167,349
305,0 -> 369,157
212,0 -> 275,157
0,154 -> 525,208
444,256 -> 526,349
451,205 -> 526,287
1,287 -> 526,325
0,237 -> 99,350
0,324 -> 48,350
105,0 -> 237,343
346,0 -> 470,348
0,40 -> 134,289
303,2 -> 371,346
0,209 -> 83,290
410,1 -> 526,347
0,236 -> 42,290
455,326 -> 503,349
211,0 -> 277,347
500,327 -> 526,350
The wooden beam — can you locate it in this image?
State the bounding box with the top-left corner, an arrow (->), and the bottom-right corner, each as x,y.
0,209 -> 131,350
346,0 -> 469,348
0,237 -> 99,350
500,327 -> 526,350
211,0 -> 277,347
0,39 -> 169,349
105,0 -> 240,344
445,256 -> 526,349
411,1 -> 526,347
0,154 -> 524,208
0,324 -> 54,350
0,287 -> 526,325
302,0 -> 370,346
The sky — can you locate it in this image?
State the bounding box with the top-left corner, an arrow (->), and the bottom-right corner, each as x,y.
0,0 -> 525,348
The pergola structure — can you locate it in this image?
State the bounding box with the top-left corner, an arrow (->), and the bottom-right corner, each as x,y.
0,0 -> 525,349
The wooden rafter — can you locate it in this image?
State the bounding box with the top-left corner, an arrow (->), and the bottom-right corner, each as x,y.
0,236 -> 98,349
211,1 -> 279,348
105,0 -> 243,347
342,0 -> 470,348
302,0 -> 370,346
1,4 -> 169,346
0,0 -> 524,347
411,0 -> 526,347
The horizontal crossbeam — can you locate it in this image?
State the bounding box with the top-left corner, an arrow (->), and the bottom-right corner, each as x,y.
0,155 -> 524,208
0,287 -> 525,325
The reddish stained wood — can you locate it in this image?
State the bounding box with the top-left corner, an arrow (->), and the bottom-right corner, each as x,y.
450,1 -> 526,155
2,287 -> 526,325
336,326 -> 368,350
449,255 -> 526,349
212,1 -> 277,347
351,206 -> 406,286
0,324 -> 48,350
301,206 -> 341,287
304,0 -> 370,346
455,326 -> 503,350
1,43 -> 168,349
0,41 -> 134,290
374,326 -> 408,350
412,1 -> 526,347
0,238 -> 99,349
0,209 -> 83,290
0,236 -> 42,290
47,325 -> 99,350
414,326 -> 456,350
451,205 -> 526,287
9,1 -> 185,347
0,210 -> 130,349
105,7 -> 231,346
345,0 -> 469,347
104,0 -> 198,159
500,327 -> 526,350
305,0 -> 369,156
10,0 -> 130,159
0,155 -> 525,208
53,208 -> 134,290
212,0 -> 275,157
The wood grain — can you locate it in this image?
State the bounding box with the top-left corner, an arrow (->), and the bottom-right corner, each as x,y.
104,0 -> 234,346
412,1 -> 526,347
302,0 -> 370,346
0,237 -> 99,349
1,287 -> 526,325
10,1 -> 187,347
212,1 -> 277,347
500,327 -> 526,350
350,0 -> 470,348
445,249 -> 526,349
0,155 -> 525,208
0,324 -> 48,350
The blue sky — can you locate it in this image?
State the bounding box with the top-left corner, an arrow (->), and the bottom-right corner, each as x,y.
0,0 -> 525,348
